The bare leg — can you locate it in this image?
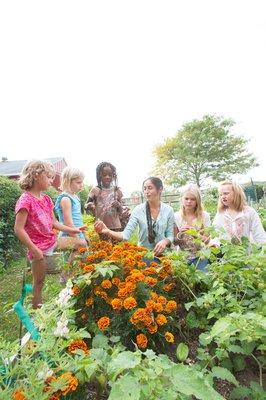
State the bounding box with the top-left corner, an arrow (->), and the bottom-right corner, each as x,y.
31,258 -> 46,309
56,237 -> 87,282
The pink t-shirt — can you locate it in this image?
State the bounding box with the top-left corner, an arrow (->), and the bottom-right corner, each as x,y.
15,192 -> 56,256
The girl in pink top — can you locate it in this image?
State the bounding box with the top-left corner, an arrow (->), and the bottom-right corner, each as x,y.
15,160 -> 85,308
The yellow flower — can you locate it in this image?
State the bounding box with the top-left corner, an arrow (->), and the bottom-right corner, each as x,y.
165,331 -> 175,343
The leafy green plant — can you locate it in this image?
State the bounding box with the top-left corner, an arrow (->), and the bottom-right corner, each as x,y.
0,177 -> 23,267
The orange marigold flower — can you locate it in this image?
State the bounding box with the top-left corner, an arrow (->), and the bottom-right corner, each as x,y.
59,372 -> 79,396
162,283 -> 175,292
137,261 -> 146,268
99,291 -> 108,301
130,271 -> 145,282
165,331 -> 175,343
155,314 -> 167,326
136,333 -> 148,349
101,279 -> 112,289
150,292 -> 158,301
83,264 -> 95,273
132,308 -> 147,322
143,267 -> 157,276
145,299 -> 156,311
49,394 -> 61,400
111,298 -> 123,310
117,288 -> 128,298
111,277 -> 121,286
144,277 -> 157,286
157,295 -> 167,305
147,323 -> 158,334
153,302 -> 164,313
78,247 -> 87,253
165,300 -> 177,313
68,339 -> 89,354
123,296 -> 137,310
97,316 -> 110,330
49,394 -> 60,400
72,285 -> 80,295
12,389 -> 26,400
85,297 -> 94,306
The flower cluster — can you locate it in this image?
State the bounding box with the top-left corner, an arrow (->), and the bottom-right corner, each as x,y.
75,241 -> 180,351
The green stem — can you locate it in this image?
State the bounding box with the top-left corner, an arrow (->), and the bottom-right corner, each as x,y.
251,353 -> 263,387
175,274 -> 197,300
203,354 -> 217,371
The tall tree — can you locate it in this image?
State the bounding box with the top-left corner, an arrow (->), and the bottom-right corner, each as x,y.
152,115 -> 258,187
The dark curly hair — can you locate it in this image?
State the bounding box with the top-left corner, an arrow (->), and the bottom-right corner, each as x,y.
96,162 -> 118,189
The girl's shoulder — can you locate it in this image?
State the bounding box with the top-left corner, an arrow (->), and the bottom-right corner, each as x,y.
243,205 -> 258,217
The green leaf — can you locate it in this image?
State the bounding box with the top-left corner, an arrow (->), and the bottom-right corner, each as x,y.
212,366 -> 239,386
230,385 -> 251,399
176,343 -> 189,362
169,364 -> 224,399
108,375 -> 140,400
232,355 -> 246,372
108,351 -> 141,376
199,332 -> 212,346
92,333 -> 109,349
109,335 -> 121,343
227,344 -> 246,354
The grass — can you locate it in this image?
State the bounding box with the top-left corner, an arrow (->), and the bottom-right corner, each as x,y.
0,258 -> 61,342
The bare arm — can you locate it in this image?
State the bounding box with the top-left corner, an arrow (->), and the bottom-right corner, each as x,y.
53,214 -> 86,235
94,220 -> 123,241
14,209 -> 43,260
60,197 -> 77,236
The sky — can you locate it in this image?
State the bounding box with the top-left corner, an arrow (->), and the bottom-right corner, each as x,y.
0,0 -> 265,196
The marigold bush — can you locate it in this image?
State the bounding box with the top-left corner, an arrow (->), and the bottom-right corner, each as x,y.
73,240 -> 181,351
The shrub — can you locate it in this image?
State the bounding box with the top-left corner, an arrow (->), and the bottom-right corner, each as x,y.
0,177 -> 23,266
73,240 -> 181,352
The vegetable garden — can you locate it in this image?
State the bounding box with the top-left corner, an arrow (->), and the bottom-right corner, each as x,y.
0,222 -> 265,400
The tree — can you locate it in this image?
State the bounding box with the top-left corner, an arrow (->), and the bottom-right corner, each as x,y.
152,115 -> 258,187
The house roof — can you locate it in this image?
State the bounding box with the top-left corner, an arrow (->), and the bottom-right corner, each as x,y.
0,158 -> 67,176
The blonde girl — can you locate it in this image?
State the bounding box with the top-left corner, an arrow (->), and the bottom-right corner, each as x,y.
175,184 -> 210,233
14,160 -> 85,308
213,181 -> 266,244
174,184 -> 210,270
54,166 -> 87,249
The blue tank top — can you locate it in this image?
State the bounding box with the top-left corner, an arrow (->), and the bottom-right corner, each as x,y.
54,192 -> 85,238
